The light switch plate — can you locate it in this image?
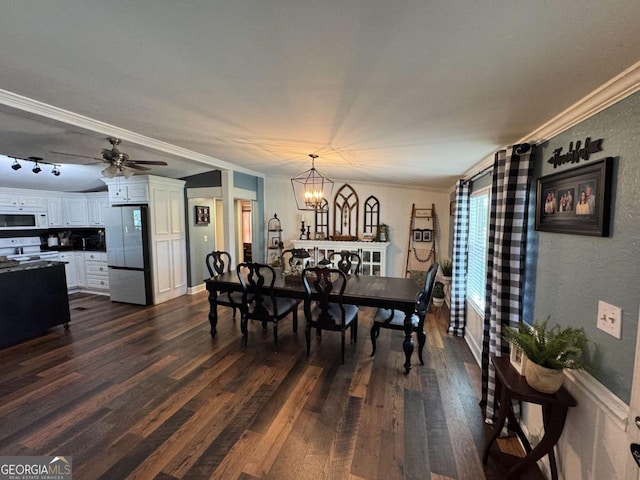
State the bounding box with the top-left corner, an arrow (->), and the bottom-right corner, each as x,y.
597,300 -> 622,339
203,235 -> 208,242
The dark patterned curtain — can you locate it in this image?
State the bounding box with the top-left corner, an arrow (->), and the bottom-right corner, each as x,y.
448,180 -> 470,336
481,144 -> 535,422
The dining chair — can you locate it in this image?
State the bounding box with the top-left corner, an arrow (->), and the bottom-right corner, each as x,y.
328,250 -> 361,275
370,262 -> 439,365
301,266 -> 358,364
205,250 -> 243,319
236,262 -> 299,352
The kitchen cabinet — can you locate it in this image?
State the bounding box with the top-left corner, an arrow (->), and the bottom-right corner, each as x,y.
58,252 -> 77,288
46,196 -> 64,227
62,196 -> 89,226
0,190 -> 46,211
84,251 -> 109,291
86,193 -> 108,226
105,180 -> 149,205
75,252 -> 87,287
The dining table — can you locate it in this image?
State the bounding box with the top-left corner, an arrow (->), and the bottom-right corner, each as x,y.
205,270 -> 421,373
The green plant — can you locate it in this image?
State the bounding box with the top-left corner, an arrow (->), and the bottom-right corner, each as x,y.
432,281 -> 445,299
440,258 -> 453,277
502,318 -> 588,371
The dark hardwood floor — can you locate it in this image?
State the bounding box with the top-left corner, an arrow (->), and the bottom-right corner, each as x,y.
0,291 -> 543,479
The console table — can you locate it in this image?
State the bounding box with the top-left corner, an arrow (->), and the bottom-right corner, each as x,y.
482,355 -> 577,480
292,240 -> 389,276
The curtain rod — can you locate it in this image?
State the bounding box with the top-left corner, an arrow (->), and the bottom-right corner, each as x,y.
462,163 -> 493,185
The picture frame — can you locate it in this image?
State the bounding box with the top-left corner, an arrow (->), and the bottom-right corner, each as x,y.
412,229 -> 423,242
535,158 -> 613,236
509,343 -> 526,375
195,205 -> 210,225
422,229 -> 432,242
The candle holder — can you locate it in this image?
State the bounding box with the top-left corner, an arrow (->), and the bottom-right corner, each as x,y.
306,225 -> 311,239
300,220 -> 307,240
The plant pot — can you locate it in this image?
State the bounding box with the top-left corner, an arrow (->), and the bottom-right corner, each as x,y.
432,297 -> 445,308
524,360 -> 564,394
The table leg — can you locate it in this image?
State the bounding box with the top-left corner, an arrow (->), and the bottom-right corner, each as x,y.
402,308 -> 414,373
208,289 -> 219,337
482,379 -> 510,464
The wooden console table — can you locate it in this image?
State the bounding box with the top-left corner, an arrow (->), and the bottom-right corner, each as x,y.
482,355 -> 577,480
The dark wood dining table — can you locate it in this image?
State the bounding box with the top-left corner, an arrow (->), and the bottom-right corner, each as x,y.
205,271 -> 420,373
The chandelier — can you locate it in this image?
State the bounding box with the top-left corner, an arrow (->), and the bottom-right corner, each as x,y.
290,154 -> 334,210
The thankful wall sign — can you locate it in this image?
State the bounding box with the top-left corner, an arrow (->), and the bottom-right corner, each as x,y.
547,137 -> 604,168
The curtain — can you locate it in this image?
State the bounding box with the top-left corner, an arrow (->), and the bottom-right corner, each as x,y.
481,144 -> 535,422
448,180 -> 470,336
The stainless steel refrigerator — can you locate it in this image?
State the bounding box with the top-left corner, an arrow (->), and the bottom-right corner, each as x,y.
105,205 -> 153,305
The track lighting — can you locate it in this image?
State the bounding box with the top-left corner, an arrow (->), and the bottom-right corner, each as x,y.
52,166 -> 61,176
11,159 -> 21,170
32,162 -> 41,174
8,156 -> 60,176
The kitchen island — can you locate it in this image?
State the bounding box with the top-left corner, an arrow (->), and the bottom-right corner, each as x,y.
0,261 -> 71,349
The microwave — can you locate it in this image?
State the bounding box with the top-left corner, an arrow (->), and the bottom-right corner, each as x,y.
0,212 -> 49,229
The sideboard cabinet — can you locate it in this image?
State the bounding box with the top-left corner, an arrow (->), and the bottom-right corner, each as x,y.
292,240 -> 389,276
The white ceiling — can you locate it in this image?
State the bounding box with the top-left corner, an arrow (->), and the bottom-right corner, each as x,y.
1,1 -> 639,192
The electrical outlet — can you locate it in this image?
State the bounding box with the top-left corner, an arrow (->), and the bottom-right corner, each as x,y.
597,300 -> 622,338
203,235 -> 208,242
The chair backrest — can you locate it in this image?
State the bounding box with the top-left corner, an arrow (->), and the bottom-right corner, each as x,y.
328,250 -> 362,275
280,248 -> 312,273
236,262 -> 278,317
416,263 -> 439,317
206,250 -> 232,277
302,267 -> 348,325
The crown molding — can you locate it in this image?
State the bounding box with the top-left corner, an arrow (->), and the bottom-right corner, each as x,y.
0,89 -> 264,178
463,60 -> 640,180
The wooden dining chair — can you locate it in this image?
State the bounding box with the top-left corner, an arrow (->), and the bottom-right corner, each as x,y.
328,250 -> 361,275
370,262 -> 439,365
205,250 -> 243,319
236,262 -> 299,352
302,267 -> 358,364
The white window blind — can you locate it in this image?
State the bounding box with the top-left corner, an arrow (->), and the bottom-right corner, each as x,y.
467,187 -> 490,312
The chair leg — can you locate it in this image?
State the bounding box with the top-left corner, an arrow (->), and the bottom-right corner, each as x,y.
417,329 -> 426,365
292,307 -> 298,335
232,306 -> 237,319
370,323 -> 379,357
240,313 -> 248,349
353,315 -> 358,343
341,331 -> 345,364
273,322 -> 279,352
305,323 -> 312,357
262,320 -> 268,332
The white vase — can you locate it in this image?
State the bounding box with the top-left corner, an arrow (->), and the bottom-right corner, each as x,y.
524,360 -> 564,394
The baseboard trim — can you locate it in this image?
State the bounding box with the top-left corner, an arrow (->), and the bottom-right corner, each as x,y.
187,284 -> 206,295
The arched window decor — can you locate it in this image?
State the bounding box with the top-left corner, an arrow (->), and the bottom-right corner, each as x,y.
364,195 -> 380,234
333,184 -> 359,240
314,198 -> 329,238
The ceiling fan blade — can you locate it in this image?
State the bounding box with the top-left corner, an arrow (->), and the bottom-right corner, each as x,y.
124,162 -> 151,171
130,160 -> 168,166
49,150 -> 101,161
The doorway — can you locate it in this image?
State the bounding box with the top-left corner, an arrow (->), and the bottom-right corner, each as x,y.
237,200 -> 252,262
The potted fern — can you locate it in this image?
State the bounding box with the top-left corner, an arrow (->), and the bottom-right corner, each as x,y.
432,281 -> 445,308
502,318 -> 588,393
440,258 -> 453,284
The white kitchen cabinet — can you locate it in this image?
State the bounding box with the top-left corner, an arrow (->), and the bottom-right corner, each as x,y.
105,180 -> 149,205
75,252 -> 87,287
58,252 -> 77,289
293,240 -> 390,276
0,190 -> 46,211
86,193 -> 109,226
62,196 -> 89,226
46,196 -> 64,227
84,251 -> 109,291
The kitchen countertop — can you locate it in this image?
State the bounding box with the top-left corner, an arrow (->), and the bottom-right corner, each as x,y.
41,246 -> 107,253
0,260 -> 67,274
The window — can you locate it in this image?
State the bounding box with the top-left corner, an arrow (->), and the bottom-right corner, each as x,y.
467,186 -> 490,312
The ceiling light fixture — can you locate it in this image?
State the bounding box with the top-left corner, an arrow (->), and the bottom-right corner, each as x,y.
52,166 -> 61,176
290,154 -> 334,211
32,162 -> 42,174
101,164 -> 119,179
11,159 -> 22,170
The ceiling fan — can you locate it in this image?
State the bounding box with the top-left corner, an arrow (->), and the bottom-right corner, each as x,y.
51,137 -> 168,178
